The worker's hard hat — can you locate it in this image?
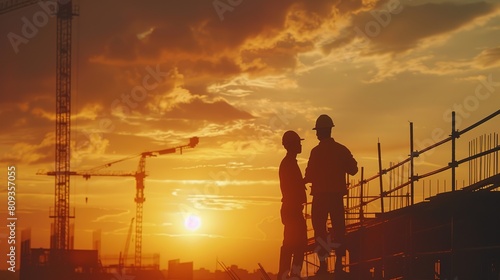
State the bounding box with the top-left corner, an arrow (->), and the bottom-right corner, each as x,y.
313,114 -> 335,130
282,130 -> 304,146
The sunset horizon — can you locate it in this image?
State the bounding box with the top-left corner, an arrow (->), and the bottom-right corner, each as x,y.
1,0 -> 499,278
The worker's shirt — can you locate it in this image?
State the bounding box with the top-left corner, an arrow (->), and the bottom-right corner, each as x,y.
305,137 -> 358,196
279,153 -> 307,206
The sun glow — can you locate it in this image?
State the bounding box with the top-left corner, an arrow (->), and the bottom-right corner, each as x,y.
184,214 -> 202,231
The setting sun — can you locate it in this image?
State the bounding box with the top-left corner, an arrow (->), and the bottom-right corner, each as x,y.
184,214 -> 202,231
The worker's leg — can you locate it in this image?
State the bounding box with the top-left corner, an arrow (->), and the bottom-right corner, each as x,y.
278,245 -> 292,280
330,194 -> 346,242
312,195 -> 329,273
330,194 -> 346,272
279,204 -> 294,280
290,208 -> 307,278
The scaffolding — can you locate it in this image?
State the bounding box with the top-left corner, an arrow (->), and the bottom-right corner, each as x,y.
302,110 -> 500,279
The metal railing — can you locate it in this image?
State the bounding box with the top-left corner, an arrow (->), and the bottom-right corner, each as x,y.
302,109 -> 499,277
345,110 -> 499,226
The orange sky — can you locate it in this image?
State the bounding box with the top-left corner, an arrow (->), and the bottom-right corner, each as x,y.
0,0 -> 499,273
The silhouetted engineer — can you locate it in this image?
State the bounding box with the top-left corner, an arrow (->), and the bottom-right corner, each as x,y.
278,130 -> 308,280
304,114 -> 358,276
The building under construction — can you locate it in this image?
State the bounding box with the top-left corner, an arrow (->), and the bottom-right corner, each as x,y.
343,187 -> 500,280
303,110 -> 500,279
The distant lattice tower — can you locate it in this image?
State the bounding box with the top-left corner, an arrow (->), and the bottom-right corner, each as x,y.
0,0 -> 78,260
50,0 -> 78,257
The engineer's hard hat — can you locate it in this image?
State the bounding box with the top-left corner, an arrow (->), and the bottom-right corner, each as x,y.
313,114 -> 335,130
282,130 -> 304,146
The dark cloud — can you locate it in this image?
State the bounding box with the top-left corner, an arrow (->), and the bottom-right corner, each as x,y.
162,97 -> 253,123
102,33 -> 140,61
241,33 -> 314,72
88,0 -> 361,68
89,1 -> 295,63
324,1 -> 497,54
0,0 -> 366,110
177,57 -> 241,77
336,0 -> 365,14
0,0 -> 369,164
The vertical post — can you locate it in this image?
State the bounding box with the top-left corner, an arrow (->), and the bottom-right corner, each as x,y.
346,179 -> 350,224
496,133 -> 499,175
450,111 -> 457,276
377,140 -> 385,214
451,111 -> 456,191
409,122 -> 415,205
359,167 -> 364,223
468,139 -> 471,186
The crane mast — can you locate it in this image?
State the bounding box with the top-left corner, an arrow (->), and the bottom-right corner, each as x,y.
52,0 -> 76,253
0,0 -> 78,258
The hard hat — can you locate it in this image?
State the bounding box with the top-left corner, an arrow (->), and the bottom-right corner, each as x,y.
313,114 -> 335,130
282,130 -> 304,146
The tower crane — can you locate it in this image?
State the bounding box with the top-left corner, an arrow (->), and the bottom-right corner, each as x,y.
1,0 -> 78,258
38,136 -> 200,268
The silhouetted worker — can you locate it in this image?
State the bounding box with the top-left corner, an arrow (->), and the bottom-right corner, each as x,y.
278,130 -> 308,280
304,114 -> 358,276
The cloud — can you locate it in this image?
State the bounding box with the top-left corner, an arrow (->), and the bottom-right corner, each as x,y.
154,232 -> 224,238
239,33 -> 315,74
324,1 -> 498,55
87,0 -> 367,75
88,1 -> 294,65
0,126 -> 110,165
256,216 -> 281,241
187,194 -> 279,211
474,47 -> 500,68
363,1 -> 496,54
93,209 -> 131,223
146,74 -> 254,123
364,45 -> 500,83
0,0 -> 370,137
208,74 -> 298,97
169,98 -> 253,122
71,132 -> 111,165
313,1 -> 500,83
177,57 -> 242,77
0,132 -> 54,164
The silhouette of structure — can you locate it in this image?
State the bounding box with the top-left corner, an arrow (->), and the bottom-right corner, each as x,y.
37,137 -> 198,269
169,259 -> 193,280
302,110 -> 499,279
1,1 -> 86,279
120,217 -> 135,270
22,138 -> 198,279
1,0 -> 79,272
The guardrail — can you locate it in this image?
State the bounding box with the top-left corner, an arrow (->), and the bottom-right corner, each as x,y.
345,109 -> 499,226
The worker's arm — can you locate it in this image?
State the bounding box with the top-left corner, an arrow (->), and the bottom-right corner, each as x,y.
344,148 -> 358,176
303,149 -> 316,184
